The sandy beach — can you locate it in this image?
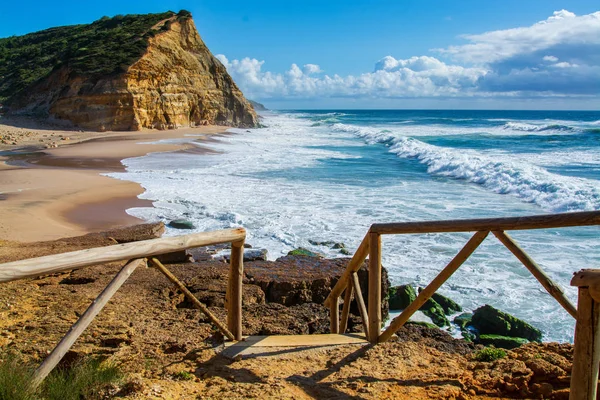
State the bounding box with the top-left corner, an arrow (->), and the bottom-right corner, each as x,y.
0,118 -> 229,242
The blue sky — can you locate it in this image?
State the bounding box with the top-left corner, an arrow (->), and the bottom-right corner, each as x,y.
1,1 -> 599,109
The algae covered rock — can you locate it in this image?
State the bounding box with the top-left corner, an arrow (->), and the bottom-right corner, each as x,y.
453,313 -> 472,329
478,334 -> 529,349
168,219 -> 196,230
430,292 -> 462,315
388,285 -> 416,310
471,305 -> 542,342
287,248 -> 322,258
420,298 -> 450,327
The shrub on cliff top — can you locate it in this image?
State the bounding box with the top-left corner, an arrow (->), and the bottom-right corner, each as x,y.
0,11 -> 179,104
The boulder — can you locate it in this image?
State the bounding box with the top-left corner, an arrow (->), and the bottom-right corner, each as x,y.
245,256 -> 390,321
388,285 -> 416,310
287,248 -> 322,258
471,305 -> 542,342
168,219 -> 196,230
155,250 -> 194,264
223,249 -> 268,262
430,292 -> 462,315
453,313 -> 473,329
478,334 -> 529,349
420,298 -> 449,327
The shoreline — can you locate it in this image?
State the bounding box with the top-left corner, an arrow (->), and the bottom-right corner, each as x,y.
0,123 -> 230,242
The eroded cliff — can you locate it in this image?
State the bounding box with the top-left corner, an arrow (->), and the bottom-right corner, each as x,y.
1,12 -> 258,131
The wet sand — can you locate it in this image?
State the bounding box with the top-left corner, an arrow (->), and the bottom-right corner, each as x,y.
0,125 -> 228,242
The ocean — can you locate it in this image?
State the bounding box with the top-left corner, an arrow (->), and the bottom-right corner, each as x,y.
108,109 -> 600,343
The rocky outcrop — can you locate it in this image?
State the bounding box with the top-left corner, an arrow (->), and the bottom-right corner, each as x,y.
245,255 -> 390,321
6,12 -> 258,131
471,304 -> 542,343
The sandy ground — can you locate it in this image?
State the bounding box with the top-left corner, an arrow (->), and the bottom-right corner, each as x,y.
0,117 -> 229,242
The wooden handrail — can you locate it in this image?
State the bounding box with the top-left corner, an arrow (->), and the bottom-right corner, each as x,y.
324,233 -> 370,307
0,228 -> 246,283
371,210 -> 600,235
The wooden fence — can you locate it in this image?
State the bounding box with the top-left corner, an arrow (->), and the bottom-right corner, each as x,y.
0,227 -> 246,388
323,210 -> 600,400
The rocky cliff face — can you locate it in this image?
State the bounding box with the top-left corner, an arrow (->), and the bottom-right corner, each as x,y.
7,13 -> 258,131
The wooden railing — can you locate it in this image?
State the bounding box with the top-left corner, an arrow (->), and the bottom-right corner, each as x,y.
0,228 -> 246,388
324,210 -> 600,399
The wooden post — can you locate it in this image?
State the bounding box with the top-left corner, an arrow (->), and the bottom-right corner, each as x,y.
378,231 -> 489,343
352,272 -> 369,337
330,296 -> 340,334
339,280 -> 354,334
368,231 -> 381,343
228,240 -> 244,341
149,258 -> 235,341
494,231 -> 577,319
30,258 -> 145,389
570,271 -> 600,400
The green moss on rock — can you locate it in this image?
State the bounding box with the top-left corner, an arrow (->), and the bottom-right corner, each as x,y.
287,248 -> 322,258
420,298 -> 450,327
471,305 -> 542,342
431,292 -> 462,315
388,285 -> 416,310
478,334 -> 528,349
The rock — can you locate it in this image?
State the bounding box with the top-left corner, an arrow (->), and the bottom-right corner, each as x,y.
245,256 -> 390,321
223,248 -> 268,262
453,313 -> 473,329
419,298 -> 449,327
477,334 -> 528,349
430,292 -> 462,315
471,305 -> 542,342
405,321 -> 439,330
287,248 -> 322,258
97,222 -> 165,243
388,285 -> 416,310
155,250 -> 194,264
339,248 -> 351,255
168,219 -> 196,230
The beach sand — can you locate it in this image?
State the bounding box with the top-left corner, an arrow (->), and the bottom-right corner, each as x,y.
0,120 -> 229,242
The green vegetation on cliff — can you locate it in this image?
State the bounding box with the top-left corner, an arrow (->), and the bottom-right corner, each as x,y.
0,10 -> 190,104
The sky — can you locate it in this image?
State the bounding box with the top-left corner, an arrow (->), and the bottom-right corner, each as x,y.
1,0 -> 599,110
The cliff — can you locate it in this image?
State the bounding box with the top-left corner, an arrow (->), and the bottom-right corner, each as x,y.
0,11 -> 258,130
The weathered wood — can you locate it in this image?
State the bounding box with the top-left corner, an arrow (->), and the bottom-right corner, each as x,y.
339,280 -> 354,334
352,272 -> 369,337
149,258 -> 235,341
493,231 -> 577,319
378,231 -> 489,343
228,240 -> 244,341
30,258 -> 145,389
324,233 -> 370,307
371,210 -> 600,235
572,270 -> 600,291
368,232 -> 382,343
330,296 -> 340,334
0,228 -> 247,283
569,287 -> 600,400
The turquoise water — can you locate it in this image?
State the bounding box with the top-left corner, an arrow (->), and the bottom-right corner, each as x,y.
110,109 -> 600,342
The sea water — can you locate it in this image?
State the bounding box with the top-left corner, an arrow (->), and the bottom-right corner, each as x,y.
108,110 -> 600,342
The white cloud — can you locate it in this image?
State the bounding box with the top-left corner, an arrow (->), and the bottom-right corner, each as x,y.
303,64 -> 322,74
217,10 -> 600,101
437,10 -> 600,65
218,54 -> 487,99
543,55 -> 558,62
